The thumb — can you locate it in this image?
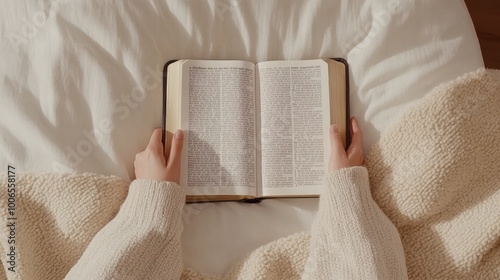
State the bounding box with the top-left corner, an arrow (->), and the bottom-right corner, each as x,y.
147,128 -> 164,153
167,130 -> 184,169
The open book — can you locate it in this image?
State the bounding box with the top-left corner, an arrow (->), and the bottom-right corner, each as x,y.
163,59 -> 349,202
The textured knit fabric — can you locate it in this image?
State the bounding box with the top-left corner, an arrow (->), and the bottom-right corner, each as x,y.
303,168 -> 407,280
64,180 -> 186,279
0,168 -> 407,280
365,68 -> 500,279
1,68 -> 499,280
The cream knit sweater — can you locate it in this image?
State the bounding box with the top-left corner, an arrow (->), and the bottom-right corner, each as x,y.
63,167 -> 408,279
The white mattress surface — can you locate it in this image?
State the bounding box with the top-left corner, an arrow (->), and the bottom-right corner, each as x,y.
0,0 -> 483,275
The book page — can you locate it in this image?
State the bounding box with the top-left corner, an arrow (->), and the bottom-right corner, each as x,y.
257,59 -> 331,196
180,60 -> 257,197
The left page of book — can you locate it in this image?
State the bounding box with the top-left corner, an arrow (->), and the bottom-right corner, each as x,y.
177,60 -> 257,198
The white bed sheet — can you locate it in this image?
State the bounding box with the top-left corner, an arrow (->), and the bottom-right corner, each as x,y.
0,0 -> 483,275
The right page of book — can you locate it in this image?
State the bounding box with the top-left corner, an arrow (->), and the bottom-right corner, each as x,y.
257,59 -> 331,197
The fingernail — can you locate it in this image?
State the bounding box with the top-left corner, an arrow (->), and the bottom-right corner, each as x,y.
175,130 -> 183,140
331,124 -> 338,133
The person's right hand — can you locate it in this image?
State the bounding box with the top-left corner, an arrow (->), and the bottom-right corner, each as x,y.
328,117 -> 364,171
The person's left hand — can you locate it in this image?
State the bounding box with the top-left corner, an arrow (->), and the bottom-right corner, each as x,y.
134,128 -> 184,184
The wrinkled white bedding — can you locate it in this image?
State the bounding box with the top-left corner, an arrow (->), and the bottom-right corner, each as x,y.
0,0 -> 483,275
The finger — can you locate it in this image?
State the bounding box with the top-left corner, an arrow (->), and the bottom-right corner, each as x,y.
330,124 -> 346,156
349,117 -> 362,149
166,130 -> 184,169
347,117 -> 364,162
147,128 -> 164,153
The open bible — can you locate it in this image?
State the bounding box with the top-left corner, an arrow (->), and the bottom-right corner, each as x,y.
162,59 -> 349,202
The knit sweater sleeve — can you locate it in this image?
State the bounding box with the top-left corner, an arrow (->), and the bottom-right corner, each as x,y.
302,166 -> 408,280
64,179 -> 186,280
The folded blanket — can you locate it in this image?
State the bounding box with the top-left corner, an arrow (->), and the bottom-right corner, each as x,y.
366,68 -> 500,279
1,68 -> 499,279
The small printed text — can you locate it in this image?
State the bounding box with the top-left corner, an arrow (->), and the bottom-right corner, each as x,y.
6,165 -> 17,273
